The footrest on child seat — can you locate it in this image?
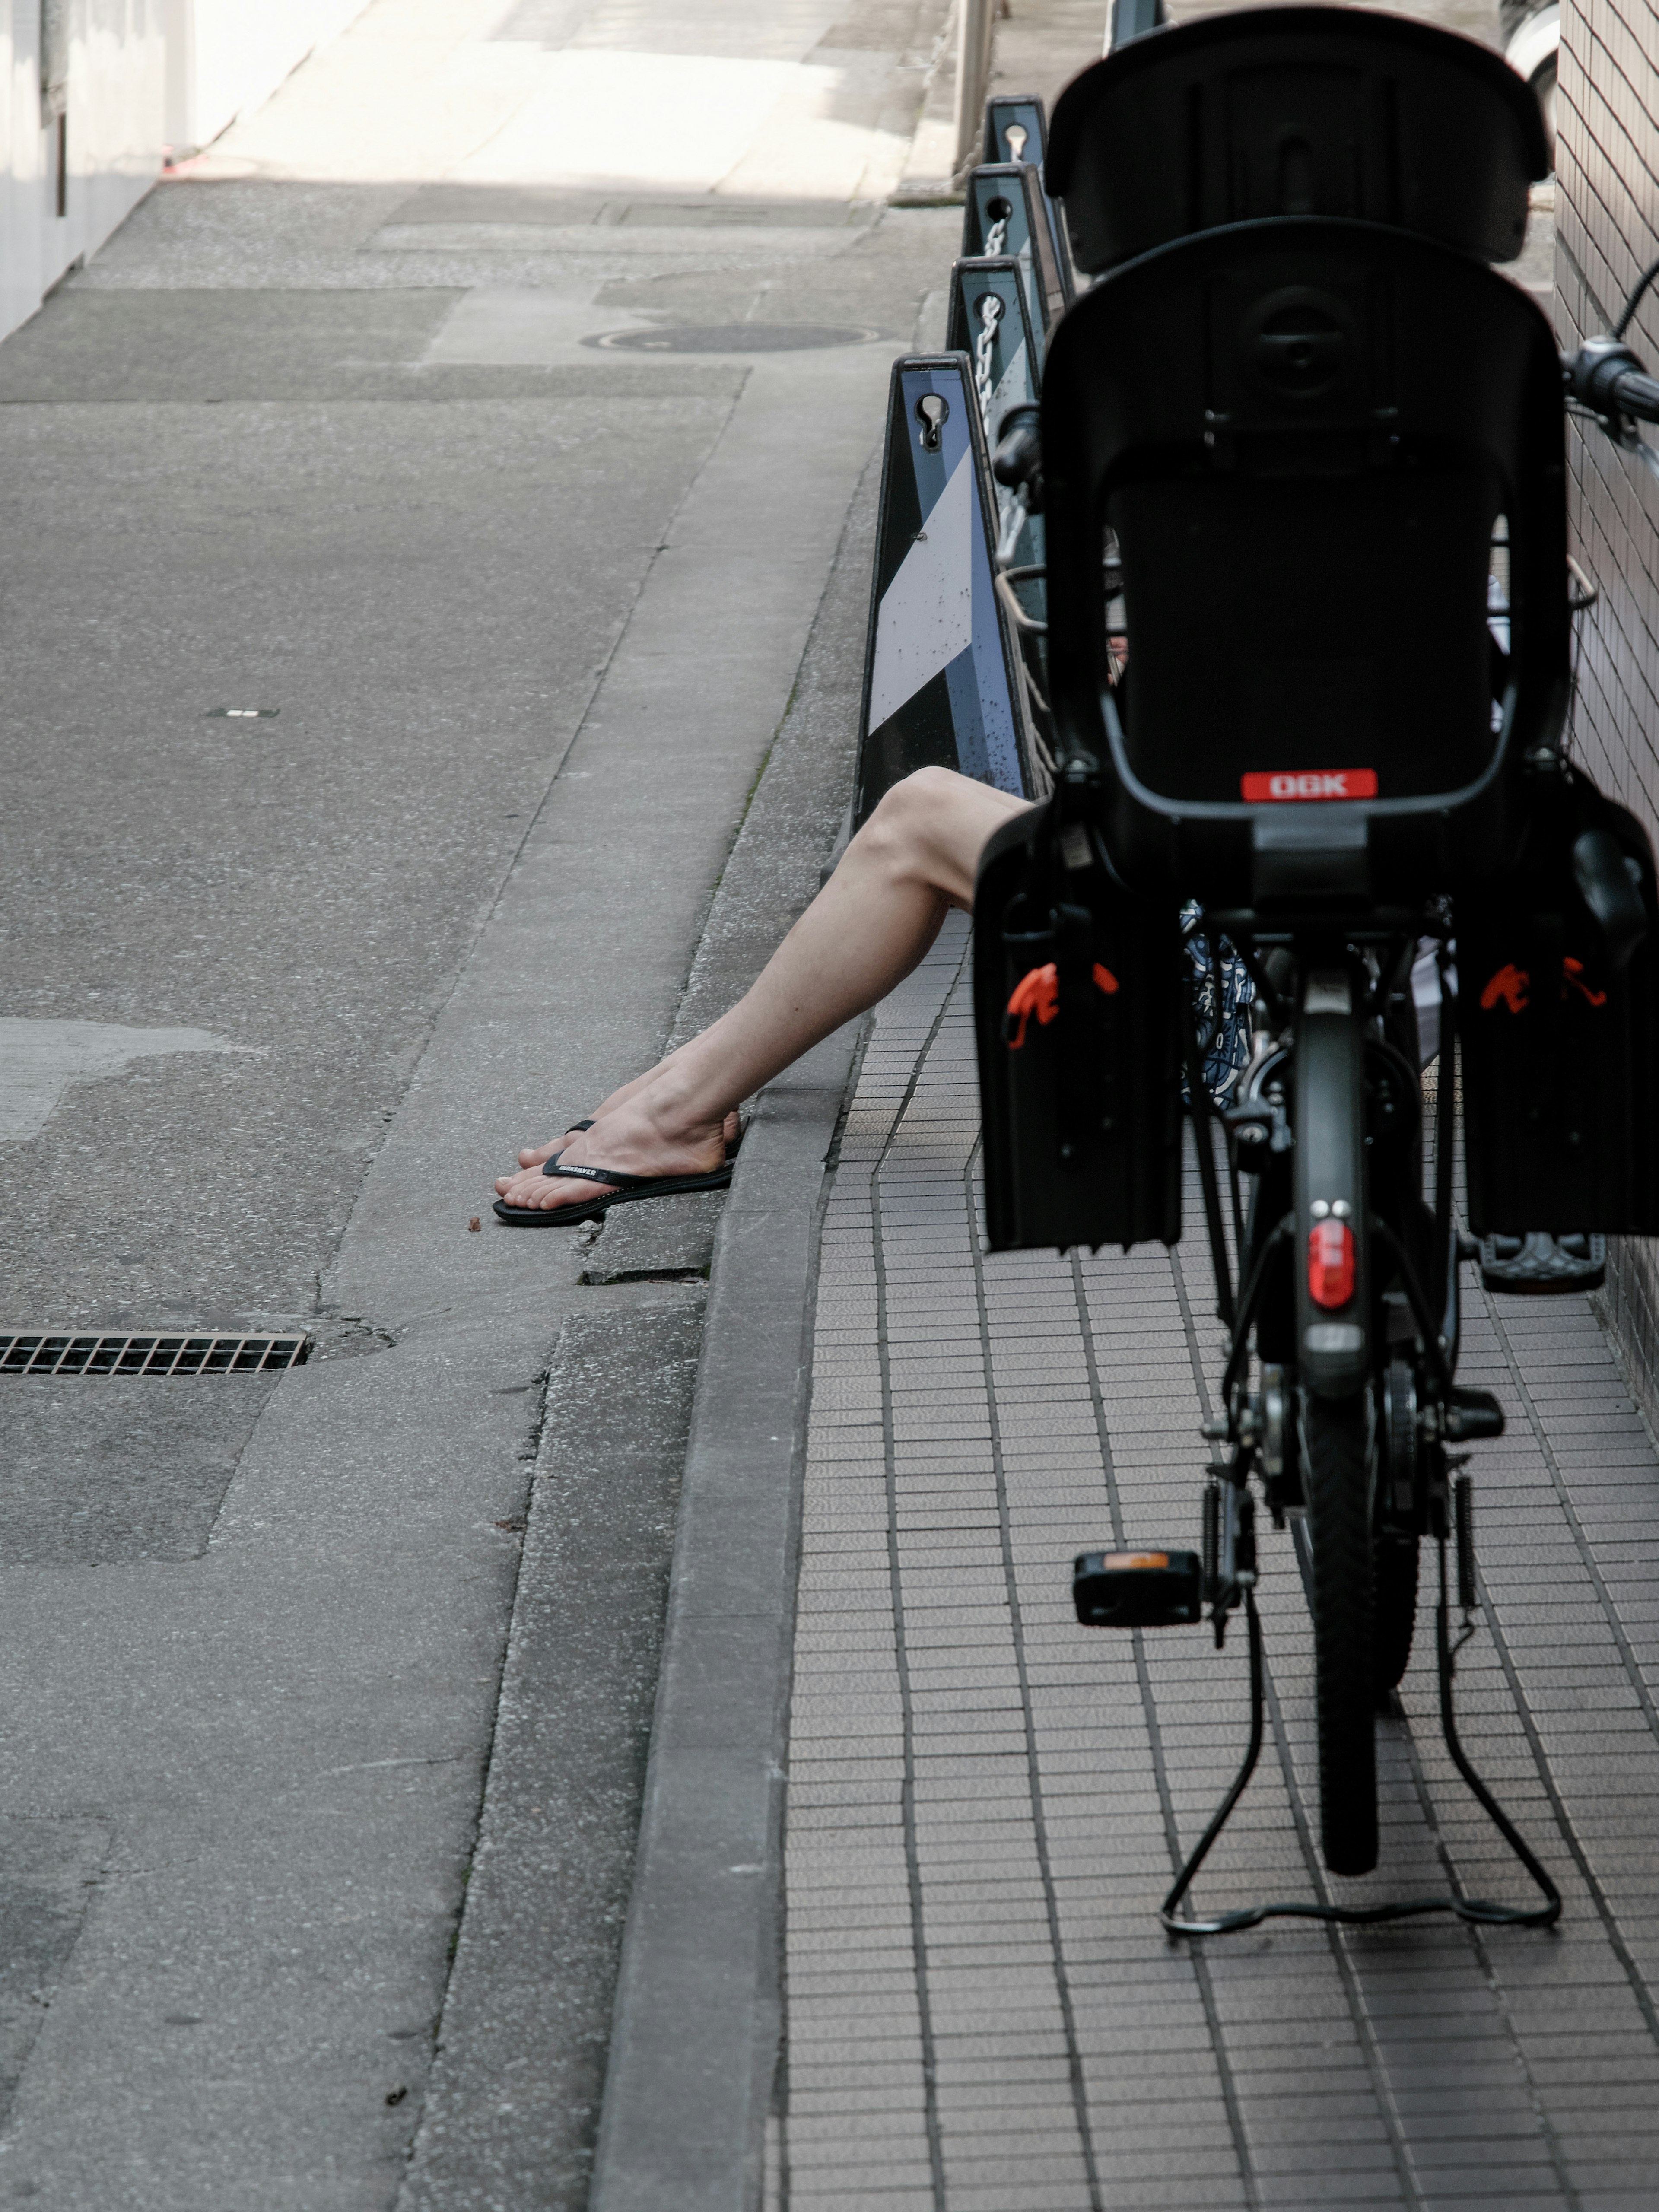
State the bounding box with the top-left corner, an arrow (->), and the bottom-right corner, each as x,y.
1073,1549 -> 1203,1628
1478,1231 -> 1607,1294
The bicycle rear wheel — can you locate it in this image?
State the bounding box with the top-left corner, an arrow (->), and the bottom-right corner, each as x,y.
1374,1355 -> 1421,1697
1372,1535 -> 1420,1699
1304,1392 -> 1379,1875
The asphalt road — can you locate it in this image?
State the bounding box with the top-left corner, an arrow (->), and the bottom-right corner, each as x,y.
0,0 -> 955,2200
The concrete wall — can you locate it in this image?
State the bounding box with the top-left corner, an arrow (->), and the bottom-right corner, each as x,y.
162,0 -> 370,160
0,0 -> 165,344
1555,0 -> 1659,1421
0,0 -> 372,349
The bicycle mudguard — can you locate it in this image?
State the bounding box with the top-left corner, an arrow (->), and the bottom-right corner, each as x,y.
973,781 -> 1182,1252
1292,969 -> 1372,1400
1461,764 -> 1659,1234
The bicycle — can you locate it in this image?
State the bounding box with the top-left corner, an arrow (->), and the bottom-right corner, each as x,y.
973,2 -> 1659,1930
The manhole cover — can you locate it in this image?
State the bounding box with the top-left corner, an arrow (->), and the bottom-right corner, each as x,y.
585,324 -> 878,354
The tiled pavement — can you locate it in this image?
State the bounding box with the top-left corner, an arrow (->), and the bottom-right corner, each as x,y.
773,912 -> 1659,2212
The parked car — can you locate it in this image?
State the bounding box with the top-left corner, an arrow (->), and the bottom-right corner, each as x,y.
1503,0 -> 1558,162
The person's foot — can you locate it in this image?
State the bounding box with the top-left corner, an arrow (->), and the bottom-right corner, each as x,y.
513,1107 -> 740,1173
494,1100 -> 730,1213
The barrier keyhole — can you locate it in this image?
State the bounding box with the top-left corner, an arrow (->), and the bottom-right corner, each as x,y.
1005,123 -> 1027,159
915,392 -> 949,451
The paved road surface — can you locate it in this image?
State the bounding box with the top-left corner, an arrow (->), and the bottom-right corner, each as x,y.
0,0 -> 959,2201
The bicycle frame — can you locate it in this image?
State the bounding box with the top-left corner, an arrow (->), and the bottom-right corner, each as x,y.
1196,925 -> 1468,1538
1158,914 -> 1544,1909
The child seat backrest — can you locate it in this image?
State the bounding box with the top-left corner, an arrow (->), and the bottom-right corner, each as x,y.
1040,216 -> 1570,906
1045,3 -> 1548,276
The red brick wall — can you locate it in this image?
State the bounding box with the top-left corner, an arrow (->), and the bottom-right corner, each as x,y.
1556,0 -> 1659,1421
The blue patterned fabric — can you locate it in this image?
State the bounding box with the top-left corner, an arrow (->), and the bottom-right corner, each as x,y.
1182,903 -> 1255,1105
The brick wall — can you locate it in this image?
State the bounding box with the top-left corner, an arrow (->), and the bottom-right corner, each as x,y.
1555,0 -> 1659,1425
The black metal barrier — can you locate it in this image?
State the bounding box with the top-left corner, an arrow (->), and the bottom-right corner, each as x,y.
981,95 -> 1074,297
944,253 -> 1049,753
945,256 -> 1042,567
1107,0 -> 1167,44
959,163 -> 1068,335
852,356 -> 1043,830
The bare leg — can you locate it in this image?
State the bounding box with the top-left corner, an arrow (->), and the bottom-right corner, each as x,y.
495,767 -> 1030,1212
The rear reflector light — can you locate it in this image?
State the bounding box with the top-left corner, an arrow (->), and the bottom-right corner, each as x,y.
1241,769 -> 1379,802
1307,1220 -> 1355,1309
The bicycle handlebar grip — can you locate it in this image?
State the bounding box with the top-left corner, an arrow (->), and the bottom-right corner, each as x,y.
992,402 -> 1045,510
1611,368 -> 1659,424
1564,334 -> 1659,422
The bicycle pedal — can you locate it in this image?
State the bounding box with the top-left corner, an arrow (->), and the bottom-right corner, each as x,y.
1445,1387 -> 1504,1442
1074,1549 -> 1203,1628
1478,1230 -> 1605,1294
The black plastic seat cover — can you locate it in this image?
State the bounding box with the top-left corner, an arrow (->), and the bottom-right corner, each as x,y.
1039,216 -> 1569,907
1046,4 -> 1548,274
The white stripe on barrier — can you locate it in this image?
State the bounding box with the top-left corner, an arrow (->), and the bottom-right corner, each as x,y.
865,448 -> 975,731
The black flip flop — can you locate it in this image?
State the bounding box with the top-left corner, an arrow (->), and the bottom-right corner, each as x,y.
492,1155 -> 734,1228
515,1119 -> 595,1170
551,1117 -> 596,1147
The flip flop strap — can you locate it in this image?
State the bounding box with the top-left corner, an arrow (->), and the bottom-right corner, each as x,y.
540,1160 -> 658,1190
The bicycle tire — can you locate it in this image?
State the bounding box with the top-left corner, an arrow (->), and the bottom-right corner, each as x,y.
1374,1357 -> 1421,1698
1372,1535 -> 1420,1699
1304,1392 -> 1379,1875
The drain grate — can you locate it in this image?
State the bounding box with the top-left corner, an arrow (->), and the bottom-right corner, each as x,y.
0,1331 -> 311,1377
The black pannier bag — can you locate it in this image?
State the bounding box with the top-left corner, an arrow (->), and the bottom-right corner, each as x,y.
1461,763 -> 1659,1235
974,779 -> 1182,1252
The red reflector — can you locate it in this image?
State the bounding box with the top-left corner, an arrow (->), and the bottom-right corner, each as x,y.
1004,963 -> 1058,1049
1307,1220 -> 1355,1309
1241,769 -> 1379,803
